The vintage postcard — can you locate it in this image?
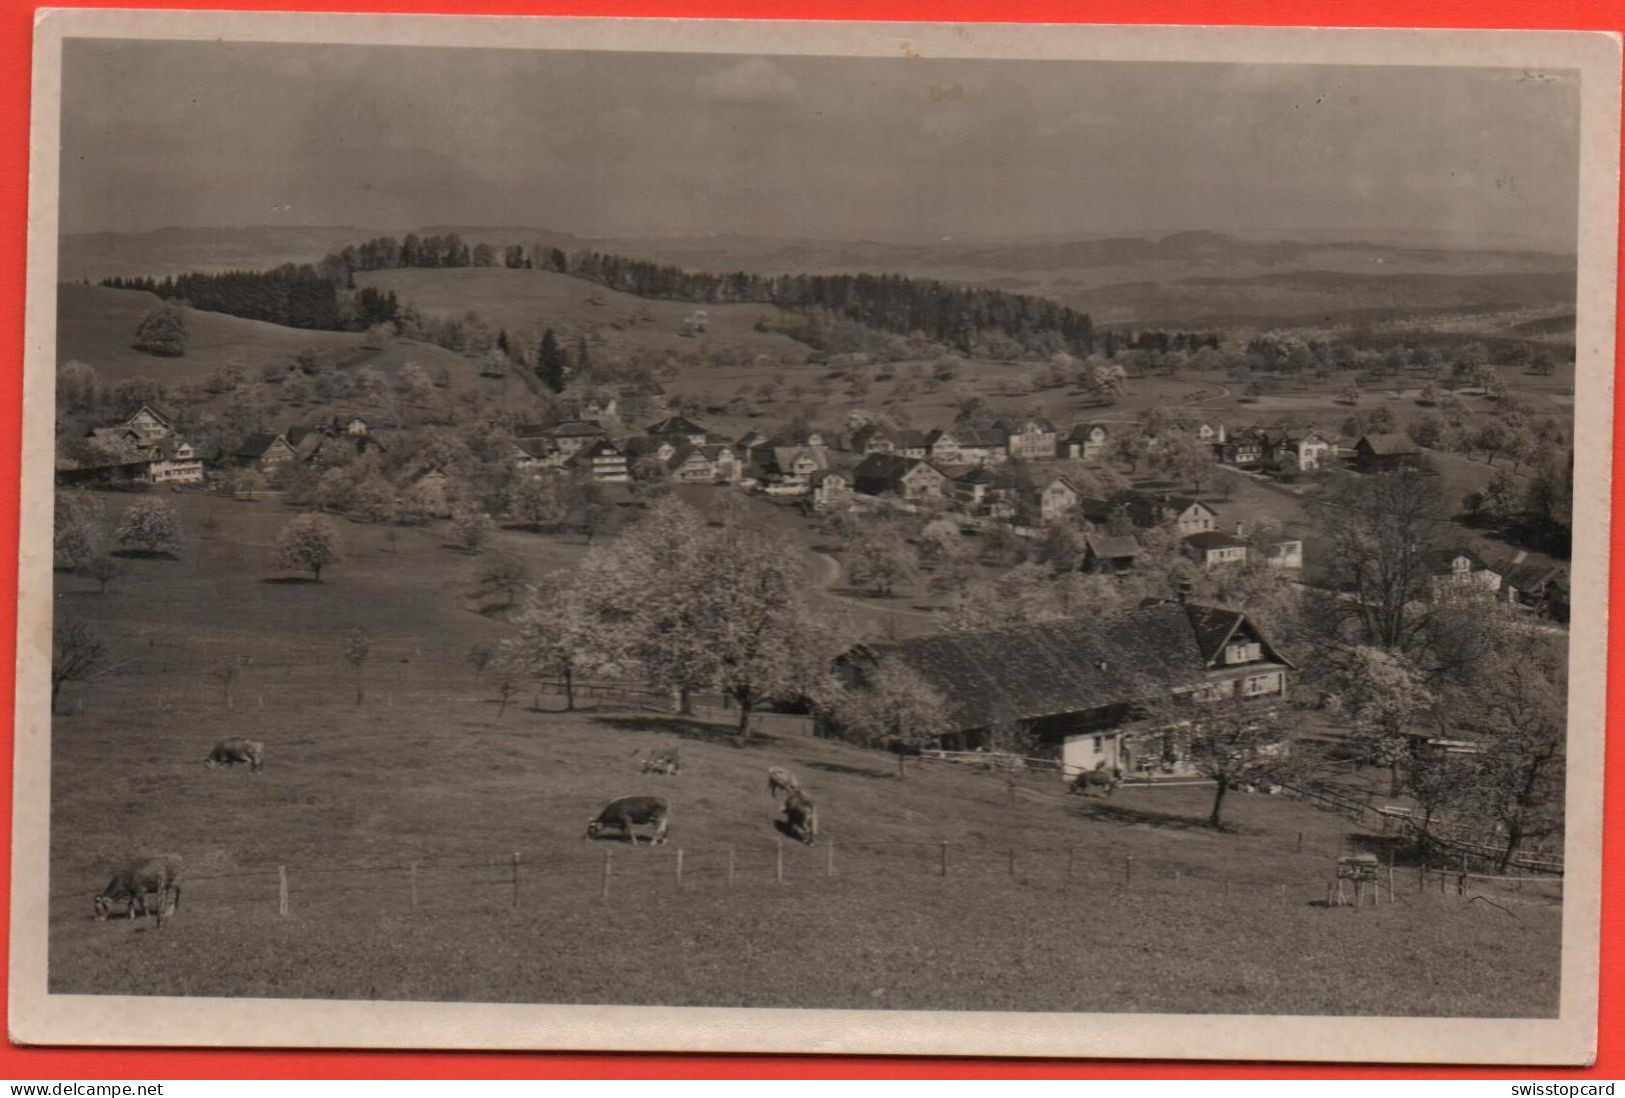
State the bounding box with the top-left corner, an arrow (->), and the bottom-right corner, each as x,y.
10,11 -> 1618,1063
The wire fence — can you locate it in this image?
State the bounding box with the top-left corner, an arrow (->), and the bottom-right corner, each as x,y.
62,823 -> 1563,925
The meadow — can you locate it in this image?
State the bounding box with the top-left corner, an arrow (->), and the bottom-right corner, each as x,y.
48,492 -> 1562,1016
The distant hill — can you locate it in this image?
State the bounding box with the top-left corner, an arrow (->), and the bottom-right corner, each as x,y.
62,224 -> 1577,329
354,267 -> 817,364
56,283 -> 493,406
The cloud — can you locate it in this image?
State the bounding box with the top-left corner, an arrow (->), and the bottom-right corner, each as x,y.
696,57 -> 799,104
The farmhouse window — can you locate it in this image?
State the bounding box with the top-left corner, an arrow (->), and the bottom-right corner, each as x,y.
1242,673 -> 1278,696
1225,641 -> 1262,664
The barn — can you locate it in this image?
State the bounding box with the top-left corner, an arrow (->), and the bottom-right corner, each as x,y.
831,599 -> 1294,781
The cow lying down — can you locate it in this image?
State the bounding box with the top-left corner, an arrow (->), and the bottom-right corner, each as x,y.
93,854 -> 183,927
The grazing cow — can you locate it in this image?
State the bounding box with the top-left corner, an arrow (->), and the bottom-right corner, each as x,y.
640,747 -> 681,776
205,738 -> 265,772
1068,762 -> 1122,798
766,766 -> 801,799
783,790 -> 819,846
93,854 -> 183,928
585,796 -> 670,845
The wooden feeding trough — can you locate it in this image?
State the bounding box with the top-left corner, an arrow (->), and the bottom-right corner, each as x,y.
1329,854 -> 1382,908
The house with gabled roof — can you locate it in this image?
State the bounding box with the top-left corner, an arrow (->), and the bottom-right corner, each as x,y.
546,420 -> 609,458
1427,546 -> 1501,597
1038,475 -> 1080,522
235,433 -> 299,473
829,599 -> 1293,779
1355,434 -> 1422,472
645,415 -> 709,446
1083,533 -> 1141,574
1183,530 -> 1249,568
852,453 -> 950,500
1065,423 -> 1110,462
1007,416 -> 1059,460
926,426 -> 1008,467
123,404 -> 174,442
1216,426 -> 1270,467
1269,430 -> 1333,472
569,438 -> 630,483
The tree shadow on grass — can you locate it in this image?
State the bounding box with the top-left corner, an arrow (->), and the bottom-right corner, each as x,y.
111,549 -> 179,561
259,576 -> 320,585
802,760 -> 895,781
1064,799 -> 1222,834
594,715 -> 779,748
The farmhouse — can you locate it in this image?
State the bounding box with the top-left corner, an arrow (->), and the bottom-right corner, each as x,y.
1496,553 -> 1567,616
808,469 -> 854,511
853,453 -> 949,500
646,415 -> 710,447
1098,491 -> 1218,537
1183,530 -> 1248,568
1215,426 -> 1269,467
1082,533 -> 1140,574
1260,538 -> 1305,569
1354,434 -> 1422,472
122,404 -> 174,442
851,424 -> 929,458
569,438 -> 630,483
1064,423 -> 1110,462
831,599 -> 1294,780
235,433 -> 299,473
926,427 -> 1008,467
545,420 -> 609,458
754,446 -> 830,494
1038,475 -> 1080,522
1427,547 -> 1502,596
1269,431 -> 1332,472
1007,417 -> 1058,460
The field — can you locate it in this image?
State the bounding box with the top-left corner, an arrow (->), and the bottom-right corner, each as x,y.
48,492 -> 1561,1015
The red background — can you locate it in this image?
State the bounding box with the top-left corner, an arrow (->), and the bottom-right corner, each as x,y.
0,0 -> 1618,1080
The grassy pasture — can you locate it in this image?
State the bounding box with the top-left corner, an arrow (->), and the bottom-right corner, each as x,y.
49,493 -> 1560,1016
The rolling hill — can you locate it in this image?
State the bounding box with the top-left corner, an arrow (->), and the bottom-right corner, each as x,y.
63,225 -> 1578,330
353,267 -> 817,366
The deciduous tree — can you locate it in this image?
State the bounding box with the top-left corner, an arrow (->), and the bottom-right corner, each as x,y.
276,512 -> 341,581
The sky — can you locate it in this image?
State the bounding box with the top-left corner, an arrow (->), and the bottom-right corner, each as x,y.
59,40 -> 1581,250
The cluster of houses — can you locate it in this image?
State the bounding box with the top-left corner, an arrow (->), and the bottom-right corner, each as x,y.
1200,422 -> 1424,476
57,405 -> 206,486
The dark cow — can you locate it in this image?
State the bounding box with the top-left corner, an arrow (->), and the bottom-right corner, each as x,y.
205,738 -> 264,772
766,766 -> 801,799
1068,762 -> 1122,798
585,796 -> 670,845
782,790 -> 819,846
640,747 -> 681,776
93,854 -> 183,928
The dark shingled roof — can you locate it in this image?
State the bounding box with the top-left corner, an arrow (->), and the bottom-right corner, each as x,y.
855,602 -> 1268,730
1085,534 -> 1140,560
1184,530 -> 1246,551
1358,433 -> 1420,456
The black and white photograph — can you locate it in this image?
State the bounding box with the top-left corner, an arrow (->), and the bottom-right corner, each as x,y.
11,12 -> 1617,1062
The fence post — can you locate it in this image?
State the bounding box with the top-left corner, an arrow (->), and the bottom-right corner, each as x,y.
601,849 -> 612,901
939,841 -> 949,878
728,844 -> 736,888
826,840 -> 835,878
410,863 -> 418,911
512,853 -> 520,908
1295,831 -> 1303,853
278,865 -> 288,917
676,848 -> 685,888
1124,855 -> 1133,886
